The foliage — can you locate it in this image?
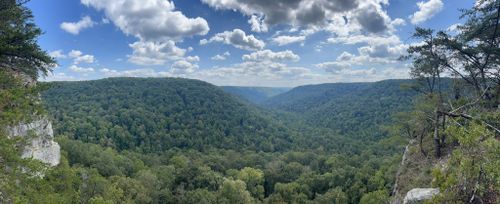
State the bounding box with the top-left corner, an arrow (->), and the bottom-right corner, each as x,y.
431,123 -> 500,203
42,78 -> 294,152
0,0 -> 54,79
263,79 -> 420,141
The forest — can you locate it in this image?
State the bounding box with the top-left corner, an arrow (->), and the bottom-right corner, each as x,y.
1,0 -> 499,203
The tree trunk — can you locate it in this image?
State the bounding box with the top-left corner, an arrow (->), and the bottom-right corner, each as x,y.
441,115 -> 446,146
434,109 -> 441,158
419,127 -> 427,157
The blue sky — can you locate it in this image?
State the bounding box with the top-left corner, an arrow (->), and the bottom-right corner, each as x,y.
28,0 -> 475,87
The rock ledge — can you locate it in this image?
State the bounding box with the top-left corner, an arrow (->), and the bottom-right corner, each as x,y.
403,188 -> 439,204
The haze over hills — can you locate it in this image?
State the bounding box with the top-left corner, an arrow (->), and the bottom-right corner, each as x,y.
221,86 -> 291,104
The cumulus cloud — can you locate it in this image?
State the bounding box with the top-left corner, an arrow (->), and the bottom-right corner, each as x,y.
68,50 -> 95,64
249,15 -> 268,32
196,61 -> 314,86
100,68 -> 171,78
242,50 -> 300,62
326,31 -> 408,65
211,52 -> 230,61
60,16 -> 95,35
69,65 -> 95,73
185,56 -> 200,62
202,0 -> 345,28
82,0 -> 209,66
271,35 -> 306,46
316,61 -> 351,74
128,40 -> 186,65
316,61 -> 376,76
81,0 -> 209,41
42,72 -> 78,82
170,60 -> 199,74
201,0 -> 394,34
357,44 -> 407,59
200,29 -> 265,51
49,50 -> 67,59
409,0 -> 444,25
354,4 -> 390,33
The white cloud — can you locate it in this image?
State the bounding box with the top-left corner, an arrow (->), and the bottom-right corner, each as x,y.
409,0 -> 444,25
316,61 -> 351,74
242,50 -> 300,62
74,55 -> 95,64
201,0 -> 358,29
185,56 -> 200,62
201,29 -> 265,51
211,52 -> 230,61
82,0 -> 209,66
60,16 -> 95,35
68,50 -> 95,64
316,61 -> 376,76
69,65 -> 95,73
170,60 -> 199,74
337,51 -> 355,61
68,50 -> 83,58
42,72 -> 78,81
128,40 -> 185,65
49,50 -> 67,59
81,0 -> 209,41
248,15 -> 268,32
194,61 -> 315,86
100,68 -> 171,78
327,33 -> 401,46
201,0 -> 395,35
271,35 -> 306,46
357,43 -> 407,59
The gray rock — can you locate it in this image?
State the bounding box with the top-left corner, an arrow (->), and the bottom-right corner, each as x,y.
6,118 -> 60,166
403,188 -> 439,204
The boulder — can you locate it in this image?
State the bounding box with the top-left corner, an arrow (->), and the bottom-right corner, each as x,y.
403,188 -> 439,204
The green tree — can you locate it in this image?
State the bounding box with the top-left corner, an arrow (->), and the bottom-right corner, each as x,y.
359,190 -> 389,204
0,0 -> 55,79
237,167 -> 265,200
217,179 -> 254,204
432,123 -> 500,203
314,187 -> 348,204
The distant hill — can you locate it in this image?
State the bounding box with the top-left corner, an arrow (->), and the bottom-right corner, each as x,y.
42,78 -> 294,152
221,86 -> 291,104
264,79 -> 420,140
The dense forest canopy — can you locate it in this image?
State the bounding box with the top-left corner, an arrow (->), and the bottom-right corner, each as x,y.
38,77 -> 410,203
1,0 -> 499,203
42,78 -> 295,153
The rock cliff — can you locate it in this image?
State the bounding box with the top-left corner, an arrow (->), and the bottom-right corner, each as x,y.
3,72 -> 60,167
6,117 -> 60,166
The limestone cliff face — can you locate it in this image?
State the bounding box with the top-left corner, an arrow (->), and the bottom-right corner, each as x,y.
6,117 -> 60,166
4,72 -> 60,167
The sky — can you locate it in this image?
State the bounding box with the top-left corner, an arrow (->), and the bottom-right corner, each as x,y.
28,0 -> 475,87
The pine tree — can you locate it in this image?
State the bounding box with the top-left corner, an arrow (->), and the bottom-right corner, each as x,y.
0,0 -> 55,79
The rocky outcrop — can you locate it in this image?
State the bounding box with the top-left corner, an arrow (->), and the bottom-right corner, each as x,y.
403,188 -> 439,204
6,118 -> 60,166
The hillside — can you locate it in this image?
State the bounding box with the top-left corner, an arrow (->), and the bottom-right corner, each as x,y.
42,78 -> 294,152
264,79 -> 420,141
221,86 -> 290,104
36,77 -> 409,203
